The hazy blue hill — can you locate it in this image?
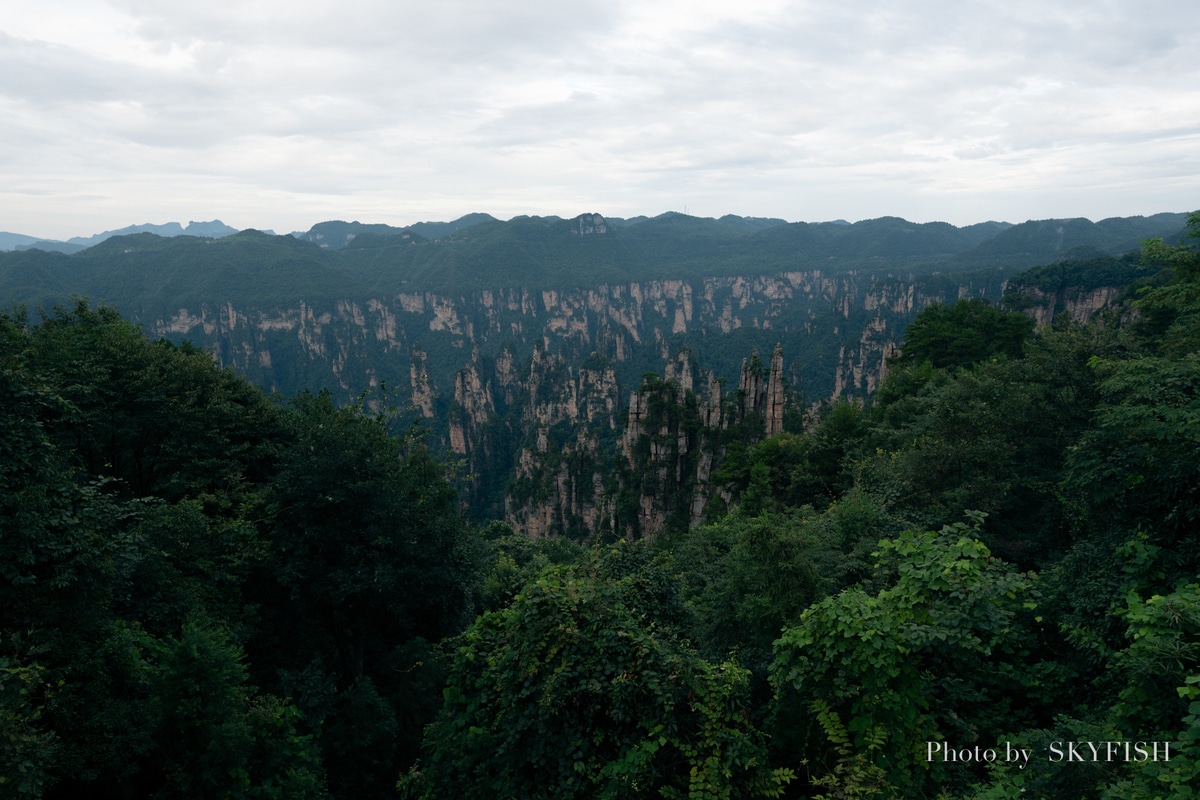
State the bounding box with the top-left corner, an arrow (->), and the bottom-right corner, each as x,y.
623,211 -> 763,239
184,220 -> 241,237
834,217 -> 983,259
345,214 -> 648,292
715,214 -> 789,231
605,215 -> 651,227
4,212 -> 1193,318
342,230 -> 428,250
293,214 -> 499,250
958,220 -> 1013,245
738,217 -> 978,270
68,222 -> 187,244
0,232 -> 46,251
742,220 -> 830,259
615,213 -> 766,271
1092,212 -> 1193,245
300,211 -> 1197,294
17,240 -> 89,255
293,220 -> 413,249
65,219 -> 238,246
353,212 -> 797,291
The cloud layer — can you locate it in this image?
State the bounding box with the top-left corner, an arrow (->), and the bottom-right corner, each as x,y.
3,0 -> 1198,239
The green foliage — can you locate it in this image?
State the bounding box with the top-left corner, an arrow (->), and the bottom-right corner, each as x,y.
7,210 -> 1200,799
268,391 -> 475,645
892,298 -> 1034,371
478,522 -> 585,611
612,375 -> 712,538
1001,251 -> 1145,302
261,390 -> 480,795
807,700 -> 898,800
771,518 -> 1037,796
963,582 -> 1200,800
672,494 -> 898,676
1111,583 -> 1200,737
1134,211 -> 1200,355
409,544 -> 791,799
723,401 -> 872,513
1066,354 -> 1200,555
0,651 -> 57,798
143,620 -> 328,799
0,302 -> 489,797
19,299 -> 282,507
672,510 -> 829,664
865,325 -> 1109,566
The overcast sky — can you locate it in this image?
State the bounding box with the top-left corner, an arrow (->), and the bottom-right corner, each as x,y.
3,0 -> 1198,240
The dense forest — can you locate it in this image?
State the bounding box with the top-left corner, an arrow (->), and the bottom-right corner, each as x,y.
3,213 -> 1199,798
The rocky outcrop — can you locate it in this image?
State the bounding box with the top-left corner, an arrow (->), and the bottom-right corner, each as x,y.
448,352 -> 494,455
409,345 -> 435,418
144,267 -> 1012,534
499,348 -> 624,539
1018,285 -> 1124,326
148,267 -> 1007,418
765,344 -> 785,436
572,213 -> 608,236
731,344 -> 786,434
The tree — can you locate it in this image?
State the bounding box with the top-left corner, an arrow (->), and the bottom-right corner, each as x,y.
259,391 -> 479,796
863,326 -> 1107,567
892,298 -> 1035,371
21,299 -> 282,509
141,620 -> 328,799
1065,213 -> 1200,581
1132,210 -> 1200,357
672,493 -> 897,675
406,544 -> 792,799
771,517 -> 1037,796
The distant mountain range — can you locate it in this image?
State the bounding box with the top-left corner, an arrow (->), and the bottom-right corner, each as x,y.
4,210 -> 1188,263
0,220 -> 242,254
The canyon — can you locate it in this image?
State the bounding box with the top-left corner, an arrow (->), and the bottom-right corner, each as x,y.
1,210 -> 1181,536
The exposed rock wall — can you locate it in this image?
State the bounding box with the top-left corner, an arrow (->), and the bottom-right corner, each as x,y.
148,267 -> 1008,411
1019,286 -> 1124,326
144,266 -> 1016,533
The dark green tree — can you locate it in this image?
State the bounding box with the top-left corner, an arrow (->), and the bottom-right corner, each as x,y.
260,390 -> 480,796
21,299 -> 282,509
892,298 -> 1035,370
406,544 -> 792,799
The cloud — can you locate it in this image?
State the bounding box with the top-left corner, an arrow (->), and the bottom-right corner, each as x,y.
1,0 -> 1197,239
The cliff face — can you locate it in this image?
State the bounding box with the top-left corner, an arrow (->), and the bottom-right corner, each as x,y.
149,267 -> 1009,406
501,345 -> 623,539
144,267 -> 1013,532
602,345 -> 791,539
1018,285 -> 1124,326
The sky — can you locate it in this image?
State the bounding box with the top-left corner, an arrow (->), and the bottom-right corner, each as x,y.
2,0 -> 1198,240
